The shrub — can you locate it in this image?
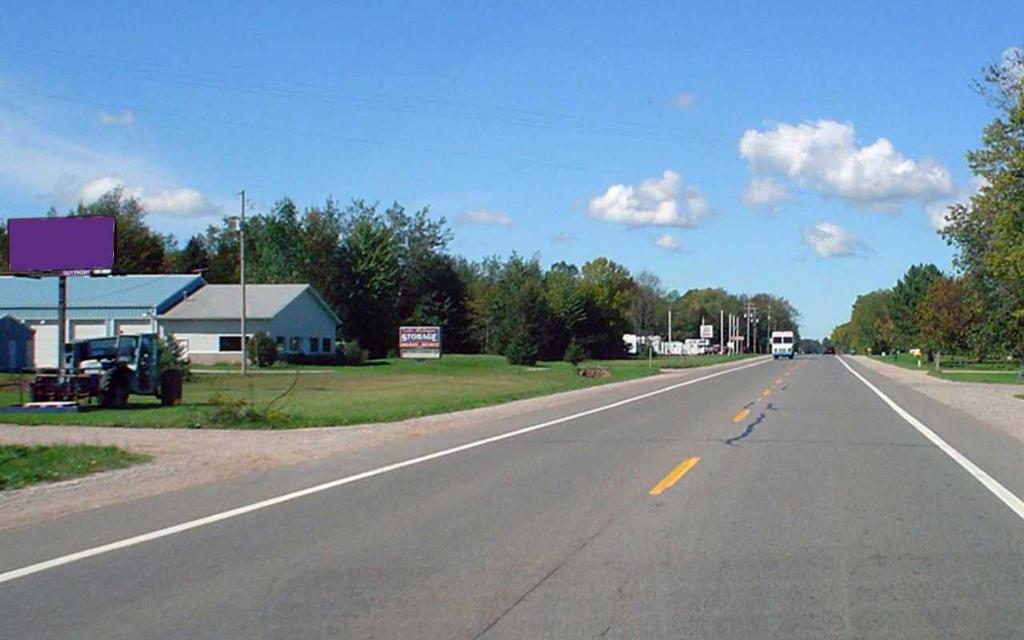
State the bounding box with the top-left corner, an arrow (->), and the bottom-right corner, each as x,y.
247,332 -> 278,368
207,391 -> 286,425
563,340 -> 586,366
336,339 -> 367,366
158,334 -> 191,381
505,333 -> 539,366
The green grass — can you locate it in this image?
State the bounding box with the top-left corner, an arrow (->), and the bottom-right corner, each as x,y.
0,354 -> 702,429
0,444 -> 150,490
870,354 -> 1024,384
929,370 -> 1024,384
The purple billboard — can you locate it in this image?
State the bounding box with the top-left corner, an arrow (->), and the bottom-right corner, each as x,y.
8,216 -> 115,274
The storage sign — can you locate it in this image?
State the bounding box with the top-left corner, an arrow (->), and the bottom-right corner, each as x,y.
399,326 -> 442,359
700,324 -> 714,339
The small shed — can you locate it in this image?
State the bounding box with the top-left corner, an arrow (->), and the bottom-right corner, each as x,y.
0,315 -> 34,371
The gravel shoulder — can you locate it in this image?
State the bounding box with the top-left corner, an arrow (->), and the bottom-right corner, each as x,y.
854,356 -> 1024,443
0,361 -> 750,529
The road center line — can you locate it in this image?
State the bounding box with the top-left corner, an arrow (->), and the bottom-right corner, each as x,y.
0,357 -> 770,586
732,408 -> 750,423
649,457 -> 701,496
761,389 -> 772,397
838,356 -> 1024,523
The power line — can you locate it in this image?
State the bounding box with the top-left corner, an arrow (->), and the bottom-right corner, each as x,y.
0,45 -> 736,148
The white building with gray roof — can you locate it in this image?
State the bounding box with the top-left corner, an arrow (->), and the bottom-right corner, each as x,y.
158,284 -> 340,364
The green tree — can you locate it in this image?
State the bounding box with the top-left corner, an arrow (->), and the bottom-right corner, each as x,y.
544,261 -> 586,352
889,264 -> 943,349
916,277 -> 981,356
943,47 -> 1024,358
333,212 -> 400,358
75,188 -> 167,274
175,234 -> 210,274
578,257 -> 634,357
847,290 -> 894,354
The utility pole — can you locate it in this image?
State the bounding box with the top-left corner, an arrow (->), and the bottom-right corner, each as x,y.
744,302 -> 757,354
239,190 -> 247,376
719,309 -> 724,355
668,309 -> 673,343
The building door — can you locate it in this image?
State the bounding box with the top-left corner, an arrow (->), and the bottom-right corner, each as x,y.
71,320 -> 107,340
30,322 -> 58,368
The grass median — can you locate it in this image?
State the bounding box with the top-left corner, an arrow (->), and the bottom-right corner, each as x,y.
870,353 -> 1024,385
0,444 -> 150,490
0,354 -> 754,429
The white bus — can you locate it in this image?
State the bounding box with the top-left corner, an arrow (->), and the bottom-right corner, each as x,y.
771,331 -> 795,360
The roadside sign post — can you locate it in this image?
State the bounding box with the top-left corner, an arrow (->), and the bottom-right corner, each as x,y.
57,275 -> 67,377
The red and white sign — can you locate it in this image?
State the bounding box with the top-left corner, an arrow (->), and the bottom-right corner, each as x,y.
399,326 -> 442,359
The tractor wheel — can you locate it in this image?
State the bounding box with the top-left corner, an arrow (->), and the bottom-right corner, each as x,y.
102,377 -> 129,409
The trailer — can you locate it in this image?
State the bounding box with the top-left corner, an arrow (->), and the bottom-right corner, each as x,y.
30,333 -> 183,408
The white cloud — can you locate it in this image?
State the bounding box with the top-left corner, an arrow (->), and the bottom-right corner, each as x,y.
742,176 -> 790,210
739,120 -> 954,212
802,221 -> 861,258
587,170 -> 710,228
672,93 -> 695,109
0,105 -> 220,219
98,110 -> 136,126
457,209 -> 512,226
655,233 -> 680,252
77,176 -> 218,217
925,176 -> 987,231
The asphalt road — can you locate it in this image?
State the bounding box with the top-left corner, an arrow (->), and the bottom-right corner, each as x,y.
2,355 -> 1023,639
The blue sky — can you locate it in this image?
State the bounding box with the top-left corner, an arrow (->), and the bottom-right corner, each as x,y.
1,1 -> 1021,338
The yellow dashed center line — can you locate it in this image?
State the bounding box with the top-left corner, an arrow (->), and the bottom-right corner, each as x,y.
732,408 -> 750,423
649,456 -> 701,496
775,378 -> 784,385
761,389 -> 772,397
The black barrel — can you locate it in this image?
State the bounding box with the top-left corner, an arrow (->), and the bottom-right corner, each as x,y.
159,369 -> 183,406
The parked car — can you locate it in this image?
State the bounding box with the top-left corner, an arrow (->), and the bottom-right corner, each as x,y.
823,346 -> 836,355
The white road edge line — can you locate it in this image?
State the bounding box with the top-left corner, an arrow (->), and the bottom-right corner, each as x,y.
838,356 -> 1024,522
0,357 -> 771,585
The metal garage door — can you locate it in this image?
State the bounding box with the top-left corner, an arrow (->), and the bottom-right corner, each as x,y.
115,320 -> 151,336
71,320 -> 108,340
30,322 -> 58,368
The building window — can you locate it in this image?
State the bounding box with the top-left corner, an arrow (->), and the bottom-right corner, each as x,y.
275,336 -> 284,349
309,337 -> 319,352
218,336 -> 242,352
322,338 -> 332,353
289,337 -> 301,352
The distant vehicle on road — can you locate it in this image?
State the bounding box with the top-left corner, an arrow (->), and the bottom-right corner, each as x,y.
824,346 -> 836,355
771,331 -> 795,360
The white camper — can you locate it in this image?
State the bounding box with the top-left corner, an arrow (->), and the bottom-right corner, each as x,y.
771,331 -> 795,360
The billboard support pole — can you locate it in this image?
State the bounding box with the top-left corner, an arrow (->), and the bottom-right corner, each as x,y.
239,190 -> 247,376
57,274 -> 67,377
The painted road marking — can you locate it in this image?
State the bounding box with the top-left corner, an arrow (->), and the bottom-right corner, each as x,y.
775,378 -> 783,385
838,357 -> 1024,523
761,389 -> 772,397
0,357 -> 771,586
733,408 -> 750,423
649,457 -> 701,496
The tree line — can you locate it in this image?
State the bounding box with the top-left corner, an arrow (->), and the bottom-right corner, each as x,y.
832,53 -> 1024,360
2,189 -> 800,362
